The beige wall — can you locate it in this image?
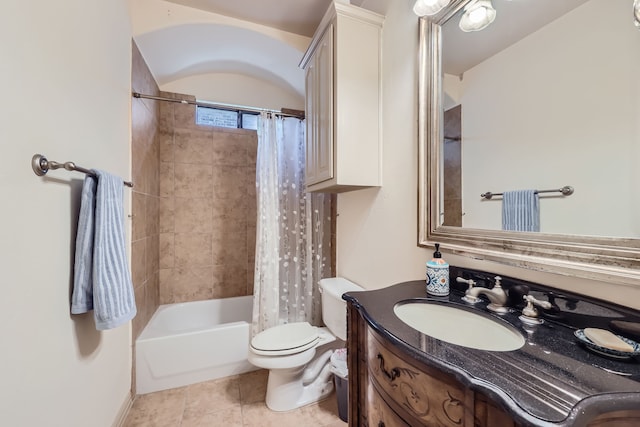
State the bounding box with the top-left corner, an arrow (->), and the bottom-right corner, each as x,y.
0,1 -> 133,426
158,99 -> 257,303
131,42 -> 161,341
336,2 -> 640,310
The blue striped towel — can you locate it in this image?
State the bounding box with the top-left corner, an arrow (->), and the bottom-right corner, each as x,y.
502,190 -> 540,232
71,170 -> 137,330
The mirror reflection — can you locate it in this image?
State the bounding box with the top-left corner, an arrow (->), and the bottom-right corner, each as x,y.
438,0 -> 640,238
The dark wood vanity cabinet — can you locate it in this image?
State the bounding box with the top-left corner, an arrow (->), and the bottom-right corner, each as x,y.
347,302 -> 640,427
347,303 -> 519,427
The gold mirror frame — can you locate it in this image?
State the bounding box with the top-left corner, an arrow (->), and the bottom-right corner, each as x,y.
417,1 -> 640,287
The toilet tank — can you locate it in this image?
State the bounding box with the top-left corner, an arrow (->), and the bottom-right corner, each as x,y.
319,277 -> 363,341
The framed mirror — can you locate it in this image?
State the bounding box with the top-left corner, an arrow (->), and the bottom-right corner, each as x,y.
418,0 -> 640,286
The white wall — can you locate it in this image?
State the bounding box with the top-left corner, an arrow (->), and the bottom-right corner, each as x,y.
336,2 -> 640,310
162,72 -> 305,111
0,1 -> 133,426
460,0 -> 638,237
336,2 -> 427,289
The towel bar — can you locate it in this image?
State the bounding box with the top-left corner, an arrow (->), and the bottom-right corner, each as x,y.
31,154 -> 133,187
481,186 -> 573,200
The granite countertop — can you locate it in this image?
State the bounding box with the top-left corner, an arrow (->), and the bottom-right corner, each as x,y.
344,276 -> 640,427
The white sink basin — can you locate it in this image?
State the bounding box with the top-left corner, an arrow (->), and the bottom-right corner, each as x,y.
394,302 -> 525,352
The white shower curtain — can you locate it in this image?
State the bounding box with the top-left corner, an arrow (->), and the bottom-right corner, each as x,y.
252,112 -> 331,337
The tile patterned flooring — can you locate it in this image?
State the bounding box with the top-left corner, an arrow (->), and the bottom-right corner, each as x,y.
123,369 -> 347,427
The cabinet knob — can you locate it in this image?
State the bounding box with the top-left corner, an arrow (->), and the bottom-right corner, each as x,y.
378,422 -> 385,427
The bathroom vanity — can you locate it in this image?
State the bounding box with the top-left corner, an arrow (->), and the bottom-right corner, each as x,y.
344,267 -> 640,427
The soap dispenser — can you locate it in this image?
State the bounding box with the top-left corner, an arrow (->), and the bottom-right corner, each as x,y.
426,243 -> 449,296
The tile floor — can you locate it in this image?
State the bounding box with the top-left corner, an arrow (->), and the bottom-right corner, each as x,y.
123,369 -> 347,427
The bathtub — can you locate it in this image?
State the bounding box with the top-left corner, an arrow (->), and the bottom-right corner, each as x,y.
135,296 -> 258,394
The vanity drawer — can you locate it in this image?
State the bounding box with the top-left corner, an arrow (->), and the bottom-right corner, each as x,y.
367,329 -> 468,427
365,382 -> 410,427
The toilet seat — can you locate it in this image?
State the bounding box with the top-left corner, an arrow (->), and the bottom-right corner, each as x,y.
251,322 -> 319,356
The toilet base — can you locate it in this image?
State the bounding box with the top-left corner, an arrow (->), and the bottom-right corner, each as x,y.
264,349 -> 336,412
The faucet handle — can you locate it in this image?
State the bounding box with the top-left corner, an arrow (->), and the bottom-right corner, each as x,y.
494,276 -> 503,287
519,294 -> 552,325
456,277 -> 476,291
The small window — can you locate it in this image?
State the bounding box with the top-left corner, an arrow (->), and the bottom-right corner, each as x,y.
196,107 -> 238,128
196,106 -> 261,130
241,113 -> 259,130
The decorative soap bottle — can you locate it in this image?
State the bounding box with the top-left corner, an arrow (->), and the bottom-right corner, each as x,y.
426,243 -> 449,296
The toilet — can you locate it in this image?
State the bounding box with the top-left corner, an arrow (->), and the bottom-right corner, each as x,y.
248,277 -> 363,412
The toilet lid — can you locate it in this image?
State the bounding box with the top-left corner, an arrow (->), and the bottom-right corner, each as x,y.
251,322 -> 319,355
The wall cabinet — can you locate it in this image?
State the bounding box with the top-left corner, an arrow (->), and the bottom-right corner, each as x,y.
300,2 -> 383,193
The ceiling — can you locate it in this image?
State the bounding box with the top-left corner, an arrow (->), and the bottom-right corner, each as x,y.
164,0 -> 334,37
133,0 -> 388,106
163,0 -> 387,36
442,0 -> 589,75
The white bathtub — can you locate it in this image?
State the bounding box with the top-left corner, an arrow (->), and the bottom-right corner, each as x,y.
135,296 -> 258,394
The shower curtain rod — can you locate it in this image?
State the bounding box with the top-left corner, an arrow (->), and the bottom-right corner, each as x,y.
131,92 -> 304,119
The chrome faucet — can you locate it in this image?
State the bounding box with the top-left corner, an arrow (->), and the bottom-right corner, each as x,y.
462,276 -> 508,314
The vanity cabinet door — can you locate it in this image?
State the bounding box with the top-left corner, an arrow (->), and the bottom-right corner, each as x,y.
587,410 -> 640,427
365,382 -> 410,427
367,330 -> 469,427
474,393 -> 520,427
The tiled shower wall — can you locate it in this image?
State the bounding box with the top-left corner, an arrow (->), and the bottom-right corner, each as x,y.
158,97 -> 257,303
131,41 -> 161,340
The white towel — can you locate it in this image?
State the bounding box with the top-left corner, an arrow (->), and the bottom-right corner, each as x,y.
502,190 -> 540,232
71,170 -> 136,330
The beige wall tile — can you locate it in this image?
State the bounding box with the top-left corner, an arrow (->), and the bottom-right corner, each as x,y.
212,195 -> 248,221
159,161 -> 174,198
174,233 -> 212,268
211,166 -> 246,201
211,131 -> 247,166
144,194 -> 159,237
159,233 -> 175,269
159,130 -> 174,163
212,263 -> 247,298
159,196 -> 175,233
174,197 -> 214,233
174,103 -> 200,131
174,129 -> 213,164
131,238 -> 146,288
175,163 -> 213,198
145,233 -> 159,282
131,192 -> 146,242
162,267 -> 214,303
148,271 -> 160,311
132,283 -> 146,341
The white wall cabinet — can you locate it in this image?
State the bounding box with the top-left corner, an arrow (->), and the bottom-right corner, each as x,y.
300,2 -> 384,192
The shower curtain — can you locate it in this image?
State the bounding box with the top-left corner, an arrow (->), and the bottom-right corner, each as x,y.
252,112 -> 331,337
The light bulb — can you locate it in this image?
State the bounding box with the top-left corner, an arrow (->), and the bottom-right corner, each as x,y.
459,0 -> 496,32
413,0 -> 451,17
468,7 -> 488,23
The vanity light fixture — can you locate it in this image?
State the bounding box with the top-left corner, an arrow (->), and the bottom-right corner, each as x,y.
634,0 -> 640,28
413,0 -> 451,16
459,0 -> 497,32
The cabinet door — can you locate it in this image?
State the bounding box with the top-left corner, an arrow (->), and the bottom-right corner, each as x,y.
306,24 -> 334,186
366,382 -> 410,427
305,62 -> 318,185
